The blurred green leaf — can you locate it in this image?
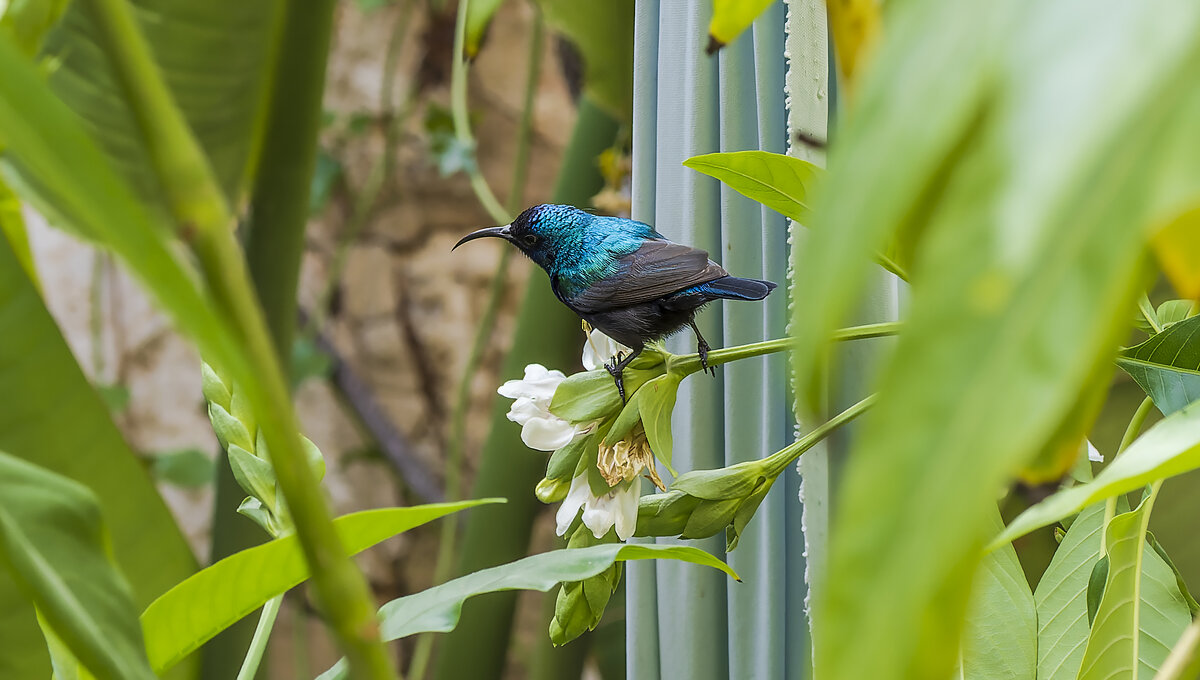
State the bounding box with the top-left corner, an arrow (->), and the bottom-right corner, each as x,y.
1077,491 -> 1191,679
535,0 -> 634,122
1151,207 -> 1200,301
0,176 -> 36,287
308,149 -> 342,216
35,0 -> 278,211
1156,619 -> 1200,680
0,196 -> 194,678
1035,501 -> 1106,680
141,500 -> 501,674
706,0 -> 775,53
150,448 -> 215,490
38,612 -> 99,680
805,1 -> 1200,678
425,104 -> 477,177
1118,314 -> 1200,416
683,151 -> 820,223
0,0 -> 69,56
0,451 -> 155,680
465,0 -> 505,57
995,403 -> 1200,548
95,382 -> 130,413
956,508 -> 1035,680
315,543 -> 739,680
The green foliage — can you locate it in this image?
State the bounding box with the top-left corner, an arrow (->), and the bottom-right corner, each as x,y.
706,0 -> 776,53
683,150 -> 819,222
140,500 -> 500,674
535,0 -> 634,121
1035,502 -> 1107,680
464,0 -> 505,58
0,452 -> 154,680
996,404 -> 1200,546
790,0 -> 1200,676
150,449 -> 216,490
1077,490 -> 1191,679
1119,314 -> 1200,416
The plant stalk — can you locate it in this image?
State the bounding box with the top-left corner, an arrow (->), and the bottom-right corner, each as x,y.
235,594 -> 283,680
82,0 -> 396,676
764,393 -> 876,477
671,321 -> 902,375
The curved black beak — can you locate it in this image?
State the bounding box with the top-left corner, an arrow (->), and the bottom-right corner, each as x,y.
453,225 -> 512,250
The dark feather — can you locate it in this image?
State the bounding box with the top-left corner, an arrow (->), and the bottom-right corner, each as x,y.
563,240 -> 727,313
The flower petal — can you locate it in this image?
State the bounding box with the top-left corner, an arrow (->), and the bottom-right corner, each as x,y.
582,330 -> 631,371
521,416 -> 580,451
614,483 -> 639,541
582,493 -> 617,540
556,474 -> 591,536
1087,440 -> 1103,463
505,396 -> 542,426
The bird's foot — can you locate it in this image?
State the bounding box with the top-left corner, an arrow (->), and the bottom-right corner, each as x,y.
605,355 -> 628,404
697,338 -> 715,377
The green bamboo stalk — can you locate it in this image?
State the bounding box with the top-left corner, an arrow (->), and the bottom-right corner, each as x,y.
431,95 -> 620,680
79,0 -> 396,676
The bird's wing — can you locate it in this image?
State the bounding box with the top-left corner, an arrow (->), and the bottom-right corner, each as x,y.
566,239 -> 728,312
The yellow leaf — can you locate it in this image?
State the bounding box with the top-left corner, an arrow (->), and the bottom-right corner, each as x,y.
707,0 -> 776,54
826,0 -> 882,92
1152,205 -> 1200,300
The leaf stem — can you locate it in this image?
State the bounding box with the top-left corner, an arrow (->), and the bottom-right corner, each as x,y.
451,0 -> 509,225
235,594 -> 283,680
764,393 -> 876,476
1103,396 -> 1155,552
82,0 -> 396,676
671,321 -> 902,375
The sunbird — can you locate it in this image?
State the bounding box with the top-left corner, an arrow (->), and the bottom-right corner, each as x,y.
454,204 -> 777,401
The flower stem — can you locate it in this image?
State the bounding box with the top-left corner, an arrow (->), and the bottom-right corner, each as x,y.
235,594 -> 283,680
1102,395 -> 1156,551
764,393 -> 876,477
671,321 -> 902,375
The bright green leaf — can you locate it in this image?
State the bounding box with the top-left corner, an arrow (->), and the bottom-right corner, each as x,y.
227,444 -> 277,511
1158,300 -> 1195,329
0,0 -> 70,56
994,402 -> 1200,548
1035,501 -> 1107,679
550,368 -> 651,422
640,372 -> 680,474
140,500 -> 501,674
706,0 -> 776,53
535,0 -> 634,122
314,543 -> 739,680
684,150 -> 819,223
1155,619 -> 1200,680
1118,314 -> 1200,416
464,0 -> 505,57
0,452 -> 155,680
1077,491 -> 1191,680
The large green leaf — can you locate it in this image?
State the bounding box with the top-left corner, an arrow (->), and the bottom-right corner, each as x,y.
38,0 -> 278,211
1118,314 -> 1200,416
0,200 -> 195,677
806,0 -> 1200,678
316,543 -> 739,680
1034,502 -> 1106,680
535,0 -> 634,122
683,151 -> 820,223
0,451 -> 154,680
995,403 -> 1200,547
1077,491 -> 1191,679
955,509 -> 1035,680
141,500 -> 500,674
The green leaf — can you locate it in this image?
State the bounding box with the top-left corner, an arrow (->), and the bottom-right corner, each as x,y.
550,368 -> 653,423
464,0 -> 505,57
227,444 -> 277,511
308,149 -> 342,216
1077,491 -> 1191,680
706,0 -> 776,53
0,451 -> 154,680
0,0 -> 70,56
0,208 -> 194,679
535,0 -> 634,122
1155,619 -> 1200,680
956,508 -> 1036,680
314,543 -> 739,680
150,448 -> 214,489
1147,532 -> 1200,617
1158,300 -> 1194,330
683,151 -> 820,223
1034,501 -> 1107,680
603,387 -> 644,445
38,0 -> 278,211
1118,314 -> 1200,416
639,372 -> 680,474
994,403 -> 1200,547
546,432 -> 591,481
807,1 -> 1200,678
140,500 -> 501,674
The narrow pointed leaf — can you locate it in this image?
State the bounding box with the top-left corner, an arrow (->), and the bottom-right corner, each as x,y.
0,452 -> 154,680
706,0 -> 776,53
316,543 -> 739,680
141,500 -> 501,674
465,0 -> 505,57
684,151 -> 820,223
995,403 -> 1200,547
1117,314 -> 1200,416
1077,493 -> 1191,679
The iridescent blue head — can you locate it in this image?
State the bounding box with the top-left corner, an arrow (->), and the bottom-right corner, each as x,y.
452,204 -> 592,272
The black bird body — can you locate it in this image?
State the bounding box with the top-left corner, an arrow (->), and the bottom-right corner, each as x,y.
454,204 -> 777,398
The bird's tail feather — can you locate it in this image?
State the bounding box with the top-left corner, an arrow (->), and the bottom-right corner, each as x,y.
699,276 -> 777,301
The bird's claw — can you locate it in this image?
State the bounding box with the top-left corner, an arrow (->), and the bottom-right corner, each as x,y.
698,340 -> 715,377
605,354 -> 628,404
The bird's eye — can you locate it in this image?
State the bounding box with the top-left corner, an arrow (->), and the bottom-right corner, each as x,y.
521,234 -> 539,247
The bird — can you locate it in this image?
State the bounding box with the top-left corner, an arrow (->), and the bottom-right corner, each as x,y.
453,204 -> 777,402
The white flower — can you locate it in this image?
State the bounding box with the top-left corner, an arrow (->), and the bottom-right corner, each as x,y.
498,364 -> 591,451
582,329 -> 631,371
1087,440 -> 1103,463
556,472 -> 640,541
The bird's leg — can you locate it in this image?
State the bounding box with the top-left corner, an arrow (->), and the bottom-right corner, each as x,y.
689,319 -> 715,376
604,347 -> 643,404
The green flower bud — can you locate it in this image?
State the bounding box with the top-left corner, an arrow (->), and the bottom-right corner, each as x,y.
536,476 -> 570,503
549,524 -> 621,646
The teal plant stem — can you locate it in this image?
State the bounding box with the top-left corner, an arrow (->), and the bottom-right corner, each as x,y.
763,393 -> 876,477
81,0 -> 396,676
1103,395 -> 1156,550
235,594 -> 283,680
670,321 -> 902,375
